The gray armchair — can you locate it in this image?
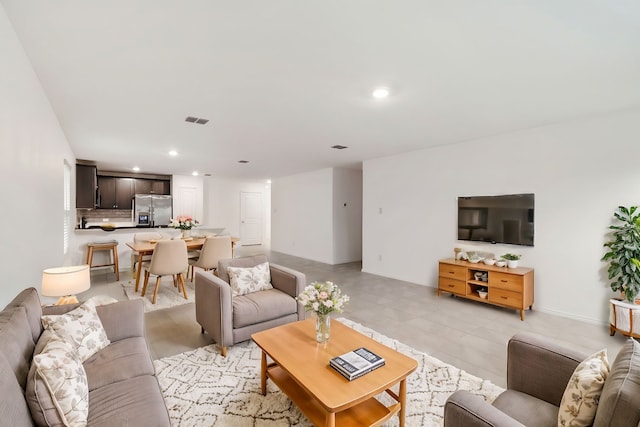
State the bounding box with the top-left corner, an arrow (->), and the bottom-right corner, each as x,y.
194,255 -> 305,356
444,333 -> 640,427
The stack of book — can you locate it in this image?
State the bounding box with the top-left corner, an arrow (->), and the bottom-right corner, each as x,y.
329,347 -> 385,381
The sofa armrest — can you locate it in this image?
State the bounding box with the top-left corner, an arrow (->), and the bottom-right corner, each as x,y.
42,300 -> 145,342
445,390 -> 525,427
195,271 -> 233,347
507,333 -> 588,406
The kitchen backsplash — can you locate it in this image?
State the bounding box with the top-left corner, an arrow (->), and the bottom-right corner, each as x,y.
76,209 -> 132,226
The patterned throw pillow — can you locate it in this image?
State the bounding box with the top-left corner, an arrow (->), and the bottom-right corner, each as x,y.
41,300 -> 110,362
32,331 -> 89,427
558,349 -> 610,427
227,262 -> 273,297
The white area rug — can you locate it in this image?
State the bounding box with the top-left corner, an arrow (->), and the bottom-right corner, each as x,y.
154,318 -> 504,426
121,278 -> 194,312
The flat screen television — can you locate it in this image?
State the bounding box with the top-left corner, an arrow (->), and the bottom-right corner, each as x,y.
457,193 -> 534,246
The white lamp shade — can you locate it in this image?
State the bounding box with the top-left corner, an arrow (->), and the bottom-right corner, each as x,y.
42,265 -> 91,297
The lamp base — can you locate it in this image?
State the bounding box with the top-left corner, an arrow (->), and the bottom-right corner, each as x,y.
55,295 -> 79,305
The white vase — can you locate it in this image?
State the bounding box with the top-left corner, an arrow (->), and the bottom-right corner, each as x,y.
181,229 -> 191,239
507,260 -> 519,268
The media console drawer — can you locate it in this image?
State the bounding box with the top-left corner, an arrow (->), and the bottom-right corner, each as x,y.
438,264 -> 466,281
437,259 -> 534,320
489,272 -> 523,292
438,278 -> 466,296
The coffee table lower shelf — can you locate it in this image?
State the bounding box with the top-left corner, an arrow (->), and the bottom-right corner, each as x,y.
267,365 -> 400,427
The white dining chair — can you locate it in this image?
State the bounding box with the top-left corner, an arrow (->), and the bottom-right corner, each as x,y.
131,232 -> 164,275
141,239 -> 189,304
188,236 -> 232,281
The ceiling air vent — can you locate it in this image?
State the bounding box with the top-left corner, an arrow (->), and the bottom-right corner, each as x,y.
185,116 -> 209,125
331,145 -> 348,150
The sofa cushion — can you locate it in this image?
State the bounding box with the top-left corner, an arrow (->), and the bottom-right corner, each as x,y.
493,390 -> 558,427
0,352 -> 35,427
233,288 -> 298,328
41,300 -> 110,362
30,330 -> 89,427
87,375 -> 170,426
558,349 -> 609,427
83,337 -> 155,391
3,287 -> 43,343
227,261 -> 272,296
593,338 -> 640,427
0,306 -> 36,389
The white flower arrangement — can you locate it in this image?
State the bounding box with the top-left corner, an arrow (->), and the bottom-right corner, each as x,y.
170,215 -> 198,230
297,281 -> 349,316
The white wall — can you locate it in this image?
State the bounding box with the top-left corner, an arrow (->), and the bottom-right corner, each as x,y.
363,108 -> 640,324
333,168 -> 362,264
0,5 -> 77,306
203,177 -> 271,244
271,167 -> 362,265
272,169 -> 334,263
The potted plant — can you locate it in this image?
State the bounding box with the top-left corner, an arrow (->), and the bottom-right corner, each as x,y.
602,206 -> 640,303
501,253 -> 521,268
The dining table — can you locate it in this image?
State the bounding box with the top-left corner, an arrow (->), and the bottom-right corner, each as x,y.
126,236 -> 239,292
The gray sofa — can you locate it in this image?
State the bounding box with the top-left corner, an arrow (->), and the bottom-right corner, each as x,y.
444,332 -> 640,427
195,255 -> 305,356
0,287 -> 170,426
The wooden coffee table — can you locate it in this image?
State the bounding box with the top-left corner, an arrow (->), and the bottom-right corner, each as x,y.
251,318 -> 418,427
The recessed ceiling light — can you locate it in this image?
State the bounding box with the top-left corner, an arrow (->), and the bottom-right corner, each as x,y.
192,171 -> 199,176
331,145 -> 348,150
169,150 -> 178,156
132,166 -> 140,172
372,87 -> 390,99
238,160 -> 249,164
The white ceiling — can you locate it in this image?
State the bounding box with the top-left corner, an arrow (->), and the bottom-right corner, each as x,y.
3,1 -> 640,180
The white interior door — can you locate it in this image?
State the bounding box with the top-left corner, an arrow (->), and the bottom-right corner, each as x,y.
240,192 -> 262,246
175,186 -> 198,219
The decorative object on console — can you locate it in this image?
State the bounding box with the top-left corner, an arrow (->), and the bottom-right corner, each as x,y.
41,265 -> 91,305
297,281 -> 350,343
501,253 -> 521,268
602,205 -> 640,303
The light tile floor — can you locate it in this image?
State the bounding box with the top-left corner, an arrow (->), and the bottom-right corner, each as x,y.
86,244 -> 627,388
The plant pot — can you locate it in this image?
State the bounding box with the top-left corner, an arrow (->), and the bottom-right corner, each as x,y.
507,260 -> 519,268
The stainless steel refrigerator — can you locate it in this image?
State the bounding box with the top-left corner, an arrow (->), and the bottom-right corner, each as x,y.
133,194 -> 172,227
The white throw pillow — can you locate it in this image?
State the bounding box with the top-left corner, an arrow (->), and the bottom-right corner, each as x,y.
41,300 -> 110,362
32,331 -> 89,427
558,349 -> 610,427
227,262 -> 273,297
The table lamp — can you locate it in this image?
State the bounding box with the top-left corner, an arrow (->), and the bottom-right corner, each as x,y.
41,265 -> 91,305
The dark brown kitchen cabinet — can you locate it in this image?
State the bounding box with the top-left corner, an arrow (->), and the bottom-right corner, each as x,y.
76,164 -> 97,208
134,178 -> 170,195
98,177 -> 134,209
151,180 -> 170,195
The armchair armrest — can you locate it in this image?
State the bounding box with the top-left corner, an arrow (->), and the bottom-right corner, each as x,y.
270,263 -> 305,321
269,263 -> 306,298
445,390 -> 525,427
195,271 -> 233,347
507,333 -> 588,406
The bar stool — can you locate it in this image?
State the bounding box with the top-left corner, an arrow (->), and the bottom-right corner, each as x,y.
86,240 -> 120,281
